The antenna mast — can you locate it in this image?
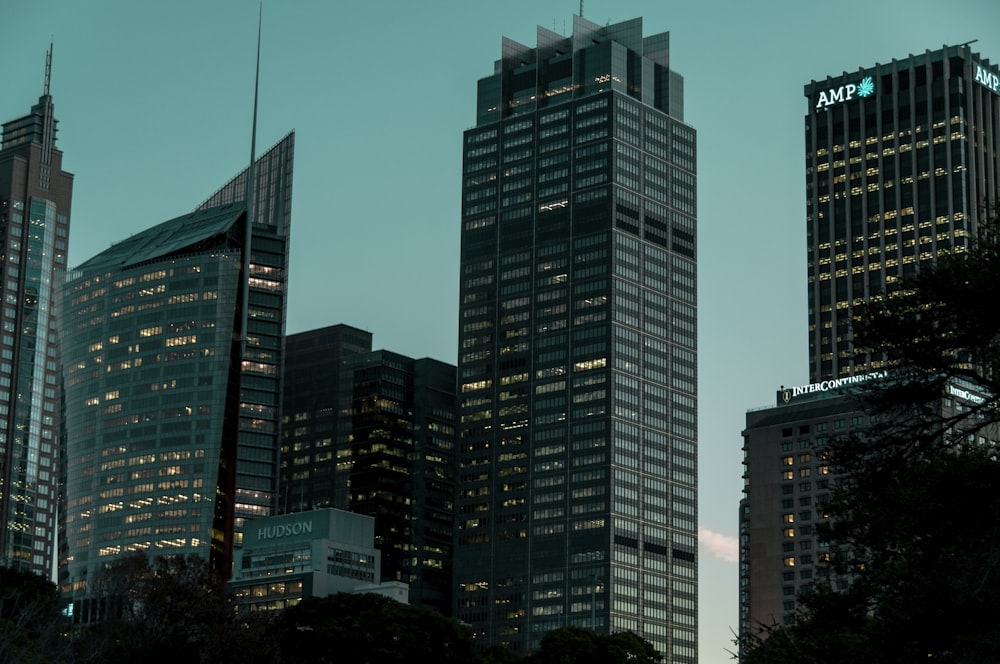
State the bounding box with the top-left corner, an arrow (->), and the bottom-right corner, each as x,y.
241,4 -> 262,355
43,43 -> 52,96
39,42 -> 56,174
580,0 -> 584,17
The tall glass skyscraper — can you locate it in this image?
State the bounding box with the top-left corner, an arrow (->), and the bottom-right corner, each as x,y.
454,16 -> 697,660
60,133 -> 293,610
0,46 -> 72,577
805,45 -> 1000,382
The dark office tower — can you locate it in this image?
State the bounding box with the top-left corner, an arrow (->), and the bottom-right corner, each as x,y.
347,352 -> 457,614
281,324 -> 373,513
455,16 -> 697,659
0,46 -> 72,577
281,326 -> 457,615
60,133 -> 293,609
196,132 -> 294,545
805,46 -> 1000,382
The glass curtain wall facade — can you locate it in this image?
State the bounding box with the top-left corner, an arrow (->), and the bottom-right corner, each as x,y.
60,132 -> 293,608
61,205 -> 247,608
0,48 -> 72,577
455,16 -> 697,660
805,46 -> 1000,382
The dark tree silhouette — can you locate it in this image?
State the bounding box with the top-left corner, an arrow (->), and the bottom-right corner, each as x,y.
524,626 -> 662,664
273,592 -> 481,663
74,552 -> 279,664
0,566 -> 71,663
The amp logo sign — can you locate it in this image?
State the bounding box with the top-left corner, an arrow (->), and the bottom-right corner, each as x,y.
816,76 -> 875,109
975,64 -> 1000,94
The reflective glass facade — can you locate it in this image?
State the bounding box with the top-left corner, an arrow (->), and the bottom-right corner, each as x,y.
61,206 -> 246,604
0,67 -> 72,576
455,16 -> 696,659
805,46 -> 1000,381
60,133 -> 294,605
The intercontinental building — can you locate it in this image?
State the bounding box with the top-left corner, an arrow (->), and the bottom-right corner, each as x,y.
738,376 -> 992,636
0,46 -> 72,577
60,133 -> 293,610
455,16 -> 697,659
805,44 -> 1000,382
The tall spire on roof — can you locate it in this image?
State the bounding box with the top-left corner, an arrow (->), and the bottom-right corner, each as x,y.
43,42 -> 52,96
39,42 -> 56,178
240,2 -> 262,356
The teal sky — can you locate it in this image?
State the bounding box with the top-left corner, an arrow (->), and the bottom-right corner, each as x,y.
3,1 -> 999,661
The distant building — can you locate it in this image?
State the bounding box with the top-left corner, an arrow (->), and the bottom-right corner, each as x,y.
281,325 -> 456,615
804,44 -> 1000,382
229,507 -> 408,613
0,46 -> 72,577
454,16 -> 697,658
59,133 -> 293,610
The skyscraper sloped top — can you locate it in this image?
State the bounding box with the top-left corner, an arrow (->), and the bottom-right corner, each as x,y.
197,131 -> 294,236
68,204 -> 245,274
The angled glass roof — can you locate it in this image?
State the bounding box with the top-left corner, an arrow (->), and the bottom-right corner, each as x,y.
72,203 -> 246,273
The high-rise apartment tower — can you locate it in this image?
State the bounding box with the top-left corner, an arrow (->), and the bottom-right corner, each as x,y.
0,46 -> 72,577
805,45 -> 1000,382
455,16 -> 697,659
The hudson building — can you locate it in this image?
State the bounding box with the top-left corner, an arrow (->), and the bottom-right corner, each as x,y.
455,16 -> 697,659
60,133 -> 293,610
281,324 -> 457,615
805,45 -> 1000,382
0,46 -> 72,577
230,508 -> 408,613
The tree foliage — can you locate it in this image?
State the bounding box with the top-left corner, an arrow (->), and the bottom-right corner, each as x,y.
0,566 -> 71,664
0,555 -> 664,663
272,592 -> 479,663
742,209 -> 1000,663
74,552 -> 279,664
524,627 -> 662,664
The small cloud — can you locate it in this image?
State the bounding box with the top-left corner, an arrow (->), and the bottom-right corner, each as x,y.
699,525 -> 739,563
